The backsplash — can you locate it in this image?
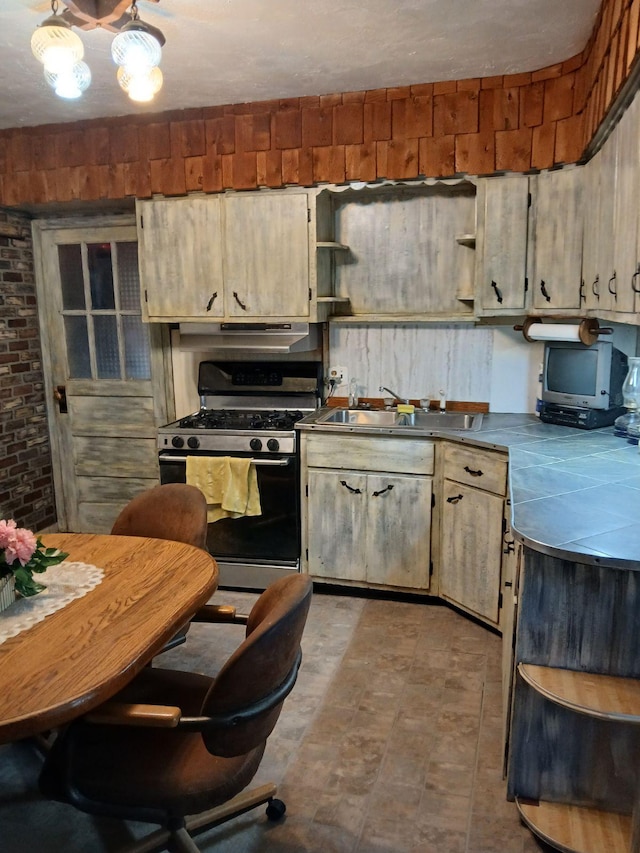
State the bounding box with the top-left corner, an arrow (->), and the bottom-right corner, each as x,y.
170,322 -> 639,418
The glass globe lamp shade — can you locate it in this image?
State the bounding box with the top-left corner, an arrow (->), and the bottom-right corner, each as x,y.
614,356 -> 640,434
117,65 -> 163,102
111,25 -> 162,74
45,61 -> 91,100
31,17 -> 84,74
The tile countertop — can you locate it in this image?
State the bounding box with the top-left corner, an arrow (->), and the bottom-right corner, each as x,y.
298,410 -> 640,570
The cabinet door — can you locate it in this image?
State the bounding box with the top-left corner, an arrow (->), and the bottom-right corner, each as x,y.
306,469 -> 367,581
137,197 -> 224,320
365,473 -> 432,590
223,192 -> 311,318
613,94 -> 640,314
476,176 -> 529,315
529,169 -> 583,311
439,479 -> 504,624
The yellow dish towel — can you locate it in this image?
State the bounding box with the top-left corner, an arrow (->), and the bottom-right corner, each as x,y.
186,456 -> 262,523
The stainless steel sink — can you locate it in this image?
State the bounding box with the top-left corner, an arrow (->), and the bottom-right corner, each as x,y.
398,411 -> 483,430
317,409 -> 399,426
316,408 -> 483,430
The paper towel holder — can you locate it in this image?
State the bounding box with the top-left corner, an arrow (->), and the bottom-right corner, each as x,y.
514,317 -> 613,347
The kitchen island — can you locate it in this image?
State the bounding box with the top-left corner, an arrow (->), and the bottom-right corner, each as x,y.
298,409 -> 640,853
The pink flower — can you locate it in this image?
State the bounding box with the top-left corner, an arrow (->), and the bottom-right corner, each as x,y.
0,520 -> 38,566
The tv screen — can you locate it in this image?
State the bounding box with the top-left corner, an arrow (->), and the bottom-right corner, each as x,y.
546,347 -> 598,397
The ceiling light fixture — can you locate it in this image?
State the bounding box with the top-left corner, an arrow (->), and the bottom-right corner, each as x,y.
31,0 -> 165,104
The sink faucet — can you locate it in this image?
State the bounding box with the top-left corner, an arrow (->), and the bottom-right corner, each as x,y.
379,385 -> 408,405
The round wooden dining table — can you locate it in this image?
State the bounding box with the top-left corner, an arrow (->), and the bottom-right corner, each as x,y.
0,532 -> 218,745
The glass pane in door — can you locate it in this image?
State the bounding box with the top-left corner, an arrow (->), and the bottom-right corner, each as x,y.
116,242 -> 140,310
93,315 -> 120,379
88,243 -> 115,309
122,315 -> 151,379
58,245 -> 85,310
63,316 -> 91,378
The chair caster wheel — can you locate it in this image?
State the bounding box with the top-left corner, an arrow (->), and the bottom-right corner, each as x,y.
266,798 -> 286,821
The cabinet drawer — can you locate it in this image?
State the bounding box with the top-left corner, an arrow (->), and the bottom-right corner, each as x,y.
443,444 -> 507,494
303,433 -> 434,475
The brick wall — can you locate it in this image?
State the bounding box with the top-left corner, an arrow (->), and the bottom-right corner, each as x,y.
0,0 -> 637,207
0,209 -> 56,531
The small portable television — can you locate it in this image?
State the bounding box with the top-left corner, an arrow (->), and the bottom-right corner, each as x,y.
539,340 -> 628,429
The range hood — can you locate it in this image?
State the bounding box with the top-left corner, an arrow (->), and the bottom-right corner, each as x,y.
177,322 -> 320,354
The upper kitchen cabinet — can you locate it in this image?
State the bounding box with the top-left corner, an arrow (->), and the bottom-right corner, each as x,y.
137,189 -> 348,324
528,168 -> 584,313
611,93 -> 640,318
137,195 -> 225,320
330,182 -> 477,321
475,175 -> 530,316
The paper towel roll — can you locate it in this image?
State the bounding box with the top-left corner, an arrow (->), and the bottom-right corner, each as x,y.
515,318 -> 612,346
525,323 -> 583,342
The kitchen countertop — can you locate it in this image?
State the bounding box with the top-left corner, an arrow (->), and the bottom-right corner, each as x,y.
297,409 -> 640,569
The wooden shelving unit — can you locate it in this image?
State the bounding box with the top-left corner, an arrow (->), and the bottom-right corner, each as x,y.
316,241 -> 349,250
516,799 -> 631,853
515,663 -> 640,852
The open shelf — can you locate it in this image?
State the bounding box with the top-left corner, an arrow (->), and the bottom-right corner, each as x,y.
317,241 -> 349,250
455,234 -> 476,247
518,663 -> 640,723
516,798 -> 631,853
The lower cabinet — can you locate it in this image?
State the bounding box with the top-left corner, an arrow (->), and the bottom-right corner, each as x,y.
300,432 -> 434,592
438,443 -> 508,627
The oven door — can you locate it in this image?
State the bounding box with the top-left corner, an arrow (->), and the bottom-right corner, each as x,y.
158,450 -> 300,589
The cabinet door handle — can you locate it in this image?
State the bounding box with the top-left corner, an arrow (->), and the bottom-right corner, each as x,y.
233,291 -> 248,311
540,280 -> 551,302
608,271 -> 617,298
503,540 -> 515,554
632,265 -> 640,294
206,291 -> 218,312
592,275 -> 600,299
463,465 -> 483,477
579,279 -> 585,303
491,280 -> 503,304
447,494 -> 463,503
340,480 -> 362,494
372,485 -> 394,497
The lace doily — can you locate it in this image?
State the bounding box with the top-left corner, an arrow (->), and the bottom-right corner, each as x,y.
0,561 -> 105,645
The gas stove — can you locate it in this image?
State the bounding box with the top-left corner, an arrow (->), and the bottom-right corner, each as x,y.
158,360 -> 322,456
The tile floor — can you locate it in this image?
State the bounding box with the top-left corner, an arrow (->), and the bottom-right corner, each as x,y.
0,586 -> 552,852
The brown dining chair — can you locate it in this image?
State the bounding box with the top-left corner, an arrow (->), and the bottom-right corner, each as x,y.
111,483 -> 208,549
111,483 -> 210,652
39,573 -> 313,853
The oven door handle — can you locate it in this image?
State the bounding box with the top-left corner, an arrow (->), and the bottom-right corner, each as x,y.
159,455 -> 292,467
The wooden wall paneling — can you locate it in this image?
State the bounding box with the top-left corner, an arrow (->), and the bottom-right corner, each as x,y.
255,149 -> 282,187
382,139 -> 419,179
531,122 -> 557,169
555,114 -> 586,164
184,155 -> 204,192
201,151 -> 223,192
235,113 -> 271,152
627,0 -> 640,71
333,103 -> 364,145
281,148 -> 314,185
274,109 -> 302,149
543,73 -> 577,123
492,87 -> 520,130
519,81 -> 545,127
495,128 -> 533,172
433,90 -> 480,136
363,101 -> 392,142
455,130 -> 495,175
302,107 -> 333,147
179,118 -> 206,157
419,135 -> 455,178
404,95 -> 433,138
345,142 -> 377,181
312,145 -> 345,183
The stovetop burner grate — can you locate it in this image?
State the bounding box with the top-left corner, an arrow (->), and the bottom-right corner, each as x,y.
178,409 -> 306,432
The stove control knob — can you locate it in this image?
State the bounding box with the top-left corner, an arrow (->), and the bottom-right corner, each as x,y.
187,436 -> 200,449
250,438 -> 263,452
267,438 -> 280,452
172,435 -> 184,448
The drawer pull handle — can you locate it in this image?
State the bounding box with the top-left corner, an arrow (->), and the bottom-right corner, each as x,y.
372,485 -> 394,497
340,480 -> 362,494
632,265 -> 640,294
540,280 -> 551,302
592,275 -> 600,299
447,494 -> 463,504
464,466 -> 483,477
206,291 -> 218,311
608,271 -> 617,298
491,280 -> 503,304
